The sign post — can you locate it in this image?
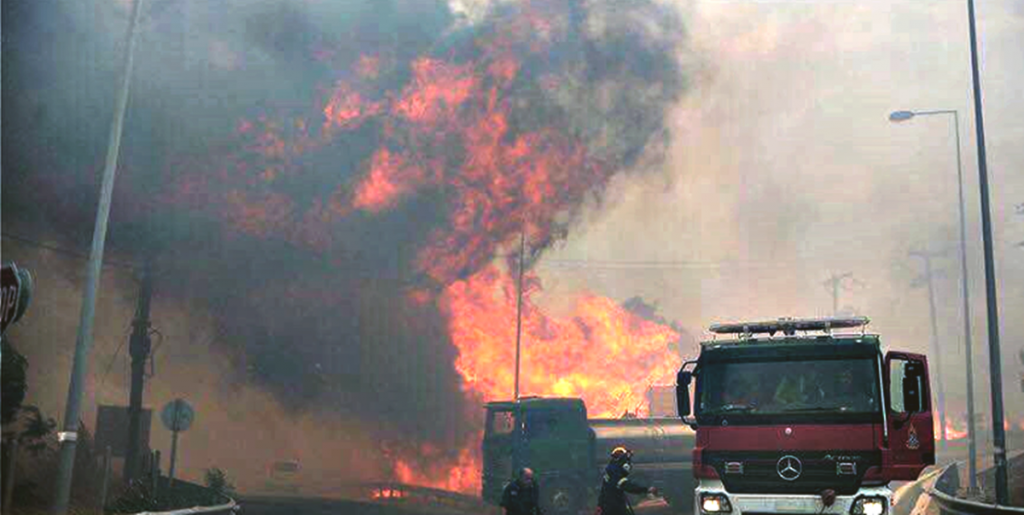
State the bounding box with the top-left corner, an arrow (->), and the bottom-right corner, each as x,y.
160,399 -> 194,491
1,262 -> 33,336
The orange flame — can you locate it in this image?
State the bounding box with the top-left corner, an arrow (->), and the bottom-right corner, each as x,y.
442,267 -> 681,417
353,147 -> 438,212
323,84 -> 381,133
393,58 -> 477,125
371,488 -> 407,500
943,420 -> 968,441
392,440 -> 482,494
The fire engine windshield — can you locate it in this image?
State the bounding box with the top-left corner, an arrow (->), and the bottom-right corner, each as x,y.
697,357 -> 881,423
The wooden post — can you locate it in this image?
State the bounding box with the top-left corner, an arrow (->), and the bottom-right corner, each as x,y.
3,439 -> 20,514
152,450 -> 161,498
99,445 -> 112,510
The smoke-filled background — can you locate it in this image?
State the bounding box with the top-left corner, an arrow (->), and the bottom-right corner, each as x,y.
4,0 -> 1024,495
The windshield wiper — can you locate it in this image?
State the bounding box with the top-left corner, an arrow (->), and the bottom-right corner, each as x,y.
713,404 -> 756,413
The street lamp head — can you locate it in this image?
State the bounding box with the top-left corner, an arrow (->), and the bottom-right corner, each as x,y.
889,110 -> 916,122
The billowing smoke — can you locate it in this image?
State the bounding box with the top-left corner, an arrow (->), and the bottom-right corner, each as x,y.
4,0 -> 689,484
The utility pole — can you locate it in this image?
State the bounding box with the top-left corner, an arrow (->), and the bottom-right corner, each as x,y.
822,272 -> 854,316
123,256 -> 154,484
511,231 -> 526,477
52,1 -> 144,512
909,250 -> 948,450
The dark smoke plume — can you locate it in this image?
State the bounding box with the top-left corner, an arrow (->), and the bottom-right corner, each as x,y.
3,0 -> 688,473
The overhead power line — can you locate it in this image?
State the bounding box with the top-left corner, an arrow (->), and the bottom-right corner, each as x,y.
2,233 -> 136,269
539,258 -> 798,270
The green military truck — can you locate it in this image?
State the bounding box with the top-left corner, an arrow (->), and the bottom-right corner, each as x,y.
482,397 -> 695,515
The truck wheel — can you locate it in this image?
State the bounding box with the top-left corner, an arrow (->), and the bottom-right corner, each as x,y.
543,481 -> 582,515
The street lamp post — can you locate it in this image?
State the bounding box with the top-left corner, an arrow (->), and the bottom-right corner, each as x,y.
895,0 -> 1014,502
889,109 -> 977,490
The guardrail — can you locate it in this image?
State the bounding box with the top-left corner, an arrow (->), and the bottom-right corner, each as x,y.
128,497 -> 238,515
927,463 -> 1024,515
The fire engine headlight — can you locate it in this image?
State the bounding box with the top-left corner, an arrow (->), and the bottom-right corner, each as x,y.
700,493 -> 732,513
851,496 -> 886,515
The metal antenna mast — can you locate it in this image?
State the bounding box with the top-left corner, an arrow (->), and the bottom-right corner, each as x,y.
513,231 -> 526,400
823,272 -> 860,316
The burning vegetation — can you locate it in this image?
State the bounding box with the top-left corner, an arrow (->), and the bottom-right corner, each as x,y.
164,0 -> 688,491
5,0 -> 689,494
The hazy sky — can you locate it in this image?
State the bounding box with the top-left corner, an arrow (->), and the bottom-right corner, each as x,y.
539,0 -> 1024,420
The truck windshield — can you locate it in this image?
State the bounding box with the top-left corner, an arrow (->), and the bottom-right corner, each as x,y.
698,358 -> 880,422
487,409 -> 517,436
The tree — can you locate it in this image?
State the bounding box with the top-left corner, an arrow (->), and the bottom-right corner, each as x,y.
11,406 -> 57,455
204,468 -> 235,502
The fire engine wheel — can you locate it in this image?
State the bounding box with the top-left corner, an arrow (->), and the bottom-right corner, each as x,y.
543,480 -> 581,515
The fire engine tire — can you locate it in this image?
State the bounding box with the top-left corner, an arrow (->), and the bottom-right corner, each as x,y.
542,479 -> 582,515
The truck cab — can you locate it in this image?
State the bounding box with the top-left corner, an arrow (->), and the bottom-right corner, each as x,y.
676,317 -> 934,515
482,397 -> 594,514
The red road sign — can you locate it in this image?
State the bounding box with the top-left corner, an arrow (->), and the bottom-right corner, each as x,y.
1,262 -> 32,335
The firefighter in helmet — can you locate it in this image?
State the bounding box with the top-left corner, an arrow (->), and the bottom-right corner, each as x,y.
596,447 -> 657,515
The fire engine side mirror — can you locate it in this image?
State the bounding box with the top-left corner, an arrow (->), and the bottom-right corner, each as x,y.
676,371 -> 692,418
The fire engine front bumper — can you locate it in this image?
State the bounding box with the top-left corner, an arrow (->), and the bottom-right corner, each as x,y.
695,480 -> 893,515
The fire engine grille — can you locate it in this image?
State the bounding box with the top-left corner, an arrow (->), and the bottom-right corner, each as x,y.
703,451 -> 881,496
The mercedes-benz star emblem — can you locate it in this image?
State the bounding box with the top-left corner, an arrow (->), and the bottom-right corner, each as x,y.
777,455 -> 802,481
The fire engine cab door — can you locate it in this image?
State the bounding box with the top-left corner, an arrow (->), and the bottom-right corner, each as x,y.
884,351 -> 936,480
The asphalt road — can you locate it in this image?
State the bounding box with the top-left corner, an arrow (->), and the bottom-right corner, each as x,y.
240,496 -> 442,515
241,494 -> 681,515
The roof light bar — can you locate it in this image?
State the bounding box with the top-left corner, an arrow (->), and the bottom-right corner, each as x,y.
708,316 -> 870,337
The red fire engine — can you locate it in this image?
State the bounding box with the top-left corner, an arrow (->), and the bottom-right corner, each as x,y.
676,317 -> 934,515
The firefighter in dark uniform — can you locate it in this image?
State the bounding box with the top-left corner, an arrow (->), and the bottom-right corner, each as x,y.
501,467 -> 543,515
597,447 -> 657,515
